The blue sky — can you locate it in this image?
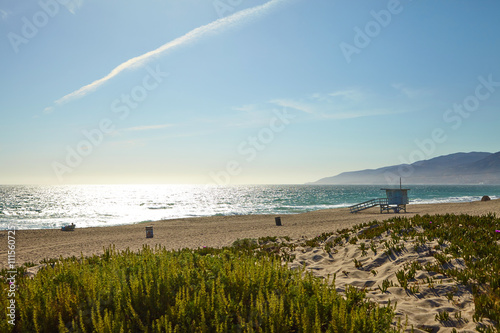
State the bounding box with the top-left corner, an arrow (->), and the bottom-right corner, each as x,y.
1,0 -> 499,185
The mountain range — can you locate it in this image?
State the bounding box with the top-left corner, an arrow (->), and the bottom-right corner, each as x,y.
311,151 -> 500,185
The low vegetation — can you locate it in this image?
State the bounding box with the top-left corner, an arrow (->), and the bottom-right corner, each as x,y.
1,213 -> 499,332
354,213 -> 500,331
1,243 -> 396,332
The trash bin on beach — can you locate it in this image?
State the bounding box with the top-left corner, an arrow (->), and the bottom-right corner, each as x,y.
146,226 -> 154,238
275,217 -> 282,226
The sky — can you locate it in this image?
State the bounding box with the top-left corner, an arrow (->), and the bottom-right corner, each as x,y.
1,0 -> 499,185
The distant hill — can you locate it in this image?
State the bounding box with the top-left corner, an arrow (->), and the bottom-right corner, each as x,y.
311,151 -> 500,185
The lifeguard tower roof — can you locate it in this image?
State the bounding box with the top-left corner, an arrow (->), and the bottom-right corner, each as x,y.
380,188 -> 410,206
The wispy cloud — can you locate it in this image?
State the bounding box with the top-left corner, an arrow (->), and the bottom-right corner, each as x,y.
232,104 -> 258,113
63,0 -> 84,14
270,89 -> 411,120
205,87 -> 405,131
392,83 -> 430,99
122,124 -> 173,132
0,8 -> 10,20
318,108 -> 405,120
269,99 -> 315,114
43,107 -> 54,114
198,106 -> 271,129
51,0 -> 290,108
328,89 -> 365,101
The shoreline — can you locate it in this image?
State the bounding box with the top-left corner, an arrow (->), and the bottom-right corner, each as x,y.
1,199 -> 499,269
5,197 -> 499,231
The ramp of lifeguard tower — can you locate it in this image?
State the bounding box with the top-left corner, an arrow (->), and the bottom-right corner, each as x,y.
349,198 -> 388,213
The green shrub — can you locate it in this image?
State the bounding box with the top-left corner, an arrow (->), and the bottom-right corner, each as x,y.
0,245 -> 396,332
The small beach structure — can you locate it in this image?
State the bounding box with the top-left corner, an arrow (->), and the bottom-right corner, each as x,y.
350,188 -> 410,214
61,223 -> 76,231
145,226 -> 154,238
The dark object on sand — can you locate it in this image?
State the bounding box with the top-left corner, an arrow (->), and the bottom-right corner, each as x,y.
481,195 -> 491,202
146,226 -> 154,238
275,217 -> 282,226
61,223 -> 75,231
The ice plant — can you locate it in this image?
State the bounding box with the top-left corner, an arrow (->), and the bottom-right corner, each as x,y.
0,241 -> 396,332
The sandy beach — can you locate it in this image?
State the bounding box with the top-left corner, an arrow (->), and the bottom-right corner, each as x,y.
2,199 -> 499,268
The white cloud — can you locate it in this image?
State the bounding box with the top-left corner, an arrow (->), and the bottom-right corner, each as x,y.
318,108 -> 405,120
206,106 -> 270,128
392,83 -> 430,99
51,0 -> 291,107
269,98 -> 315,114
269,88 -> 410,120
63,0 -> 84,14
221,87 -> 407,129
232,104 -> 259,114
43,107 -> 54,114
0,9 -> 9,20
123,124 -> 173,132
270,90 -> 368,117
328,89 -> 365,101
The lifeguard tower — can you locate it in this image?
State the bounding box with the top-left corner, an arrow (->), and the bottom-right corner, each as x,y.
349,187 -> 410,214
379,188 -> 409,213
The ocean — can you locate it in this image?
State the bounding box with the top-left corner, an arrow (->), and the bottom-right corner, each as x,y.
1,184 -> 499,230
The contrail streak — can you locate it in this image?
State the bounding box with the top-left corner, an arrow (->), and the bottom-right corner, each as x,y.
53,0 -> 289,106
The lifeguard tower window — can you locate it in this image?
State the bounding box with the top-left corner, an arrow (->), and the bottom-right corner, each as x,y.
380,188 -> 410,213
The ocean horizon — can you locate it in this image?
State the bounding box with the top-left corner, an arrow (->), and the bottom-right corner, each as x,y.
1,184 -> 499,230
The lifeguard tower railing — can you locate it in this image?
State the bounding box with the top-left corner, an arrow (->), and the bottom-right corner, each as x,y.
349,198 -> 388,213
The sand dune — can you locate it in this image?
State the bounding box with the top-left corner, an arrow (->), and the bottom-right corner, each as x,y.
287,227 -> 495,332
